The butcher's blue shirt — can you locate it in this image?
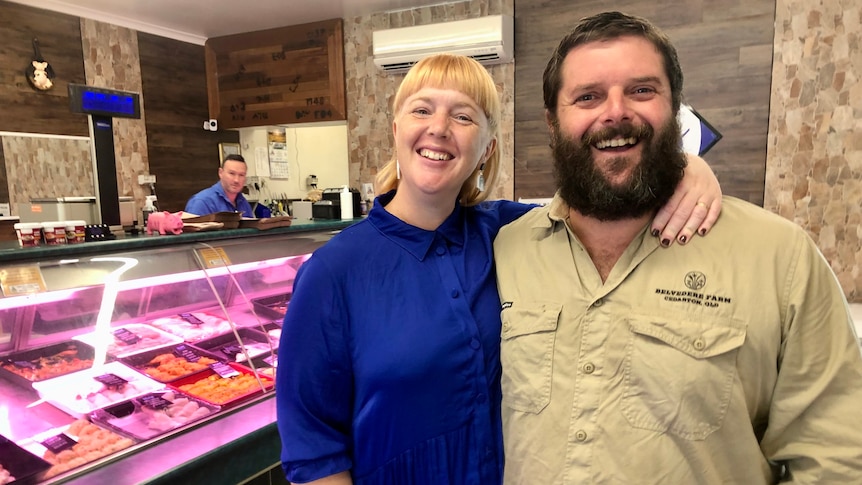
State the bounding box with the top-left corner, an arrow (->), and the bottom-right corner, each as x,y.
184,182 -> 253,217
277,191 -> 533,485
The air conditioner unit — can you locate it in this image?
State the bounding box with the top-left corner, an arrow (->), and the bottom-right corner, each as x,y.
373,15 -> 514,73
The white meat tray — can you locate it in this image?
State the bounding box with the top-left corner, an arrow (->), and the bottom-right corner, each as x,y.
32,361 -> 164,418
73,323 -> 184,358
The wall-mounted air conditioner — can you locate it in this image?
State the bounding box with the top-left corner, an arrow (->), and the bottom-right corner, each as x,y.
373,15 -> 514,73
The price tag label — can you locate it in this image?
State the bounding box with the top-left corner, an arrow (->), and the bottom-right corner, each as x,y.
220,344 -> 243,356
94,373 -> 128,389
197,247 -> 231,268
113,327 -> 140,345
210,362 -> 240,379
262,355 -> 277,367
173,344 -> 201,363
139,393 -> 172,410
0,266 -> 47,296
180,313 -> 205,325
41,433 -> 77,454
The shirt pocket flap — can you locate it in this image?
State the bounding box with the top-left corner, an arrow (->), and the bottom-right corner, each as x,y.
628,316 -> 746,359
502,303 -> 561,340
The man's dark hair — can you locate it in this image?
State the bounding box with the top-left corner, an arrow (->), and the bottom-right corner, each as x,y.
543,11 -> 684,115
222,153 -> 246,166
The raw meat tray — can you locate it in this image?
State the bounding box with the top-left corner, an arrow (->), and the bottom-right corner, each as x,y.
120,344 -> 226,383
32,361 -> 164,418
0,434 -> 50,485
194,328 -> 277,365
0,341 -> 100,388
73,323 -> 183,358
168,362 -> 273,408
90,389 -> 220,441
250,293 -> 291,320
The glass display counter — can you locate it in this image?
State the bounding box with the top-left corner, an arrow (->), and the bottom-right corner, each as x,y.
0,222 -> 350,484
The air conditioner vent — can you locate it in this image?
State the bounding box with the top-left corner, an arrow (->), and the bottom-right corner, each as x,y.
373,15 -> 514,73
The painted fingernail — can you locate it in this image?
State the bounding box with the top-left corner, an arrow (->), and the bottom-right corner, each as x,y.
699,228 -> 707,236
661,238 -> 671,247
679,235 -> 687,244
651,229 -> 660,237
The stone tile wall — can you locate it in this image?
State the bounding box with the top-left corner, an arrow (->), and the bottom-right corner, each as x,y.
343,0 -> 515,202
765,0 -> 861,301
80,18 -> 150,211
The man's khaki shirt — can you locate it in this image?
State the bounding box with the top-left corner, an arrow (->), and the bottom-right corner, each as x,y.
494,195 -> 862,484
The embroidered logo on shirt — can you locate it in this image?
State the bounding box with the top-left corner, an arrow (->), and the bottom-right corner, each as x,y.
502,301 -> 513,310
685,271 -> 707,290
654,272 -> 732,308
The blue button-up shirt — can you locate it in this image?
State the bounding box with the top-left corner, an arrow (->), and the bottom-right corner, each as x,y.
277,191 -> 533,485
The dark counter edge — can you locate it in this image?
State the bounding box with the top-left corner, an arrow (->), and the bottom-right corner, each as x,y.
63,393 -> 283,485
0,219 -> 358,264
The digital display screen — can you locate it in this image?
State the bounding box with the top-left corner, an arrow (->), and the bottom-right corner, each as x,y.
68,83 -> 141,119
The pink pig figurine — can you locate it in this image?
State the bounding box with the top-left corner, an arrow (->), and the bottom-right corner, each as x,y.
146,211 -> 184,235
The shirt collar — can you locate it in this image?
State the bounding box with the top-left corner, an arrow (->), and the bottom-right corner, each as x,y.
367,190 -> 466,261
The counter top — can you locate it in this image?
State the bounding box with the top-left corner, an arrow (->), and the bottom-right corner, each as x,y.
0,218 -> 357,264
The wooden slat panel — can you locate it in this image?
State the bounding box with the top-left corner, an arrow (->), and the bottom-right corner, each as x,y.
0,2 -> 88,136
138,32 -> 239,213
205,19 -> 347,128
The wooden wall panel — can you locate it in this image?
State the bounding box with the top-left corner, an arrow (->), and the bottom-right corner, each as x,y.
0,1 -> 88,136
514,0 -> 775,205
137,32 -> 239,213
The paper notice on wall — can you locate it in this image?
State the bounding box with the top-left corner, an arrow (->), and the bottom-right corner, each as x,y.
268,127 -> 289,179
255,147 -> 270,177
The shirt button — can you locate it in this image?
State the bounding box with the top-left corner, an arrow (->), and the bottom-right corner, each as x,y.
592,299 -> 604,307
476,393 -> 487,404
575,429 -> 588,441
451,289 -> 460,298
436,246 -> 446,256
583,362 -> 595,374
470,338 -> 481,350
693,338 -> 706,350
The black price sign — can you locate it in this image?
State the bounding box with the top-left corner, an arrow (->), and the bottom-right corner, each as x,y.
173,344 -> 201,363
94,373 -> 128,389
210,362 -> 240,379
180,313 -> 205,326
113,327 -> 140,345
139,393 -> 172,410
220,344 -> 243,356
41,433 -> 77,454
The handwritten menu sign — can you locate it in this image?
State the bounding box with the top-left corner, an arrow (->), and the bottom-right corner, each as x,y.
205,18 -> 346,128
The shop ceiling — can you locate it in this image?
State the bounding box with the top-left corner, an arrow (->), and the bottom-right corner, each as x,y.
7,0 -> 445,45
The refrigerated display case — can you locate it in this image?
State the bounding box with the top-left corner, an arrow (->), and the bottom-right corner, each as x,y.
0,223 -> 348,484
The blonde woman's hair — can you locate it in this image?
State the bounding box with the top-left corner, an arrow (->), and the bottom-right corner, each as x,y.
375,53 -> 501,206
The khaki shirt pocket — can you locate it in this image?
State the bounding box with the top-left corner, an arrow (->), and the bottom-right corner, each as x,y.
621,315 -> 747,440
500,303 -> 561,414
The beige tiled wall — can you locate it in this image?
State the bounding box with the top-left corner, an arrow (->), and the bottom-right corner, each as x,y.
765,0 -> 861,301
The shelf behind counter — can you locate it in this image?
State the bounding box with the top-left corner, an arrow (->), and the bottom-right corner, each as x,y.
0,218 -> 358,265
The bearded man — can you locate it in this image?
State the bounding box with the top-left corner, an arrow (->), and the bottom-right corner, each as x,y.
493,11 -> 862,485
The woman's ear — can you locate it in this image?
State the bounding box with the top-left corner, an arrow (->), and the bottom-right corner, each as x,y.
483,137 -> 497,162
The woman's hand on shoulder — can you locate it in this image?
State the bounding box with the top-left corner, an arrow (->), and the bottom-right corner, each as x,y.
651,153 -> 722,247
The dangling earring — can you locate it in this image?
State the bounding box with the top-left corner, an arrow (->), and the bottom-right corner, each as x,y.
476,163 -> 485,192
396,160 -> 402,180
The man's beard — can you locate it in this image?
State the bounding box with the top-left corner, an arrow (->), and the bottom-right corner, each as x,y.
551,117 -> 687,221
